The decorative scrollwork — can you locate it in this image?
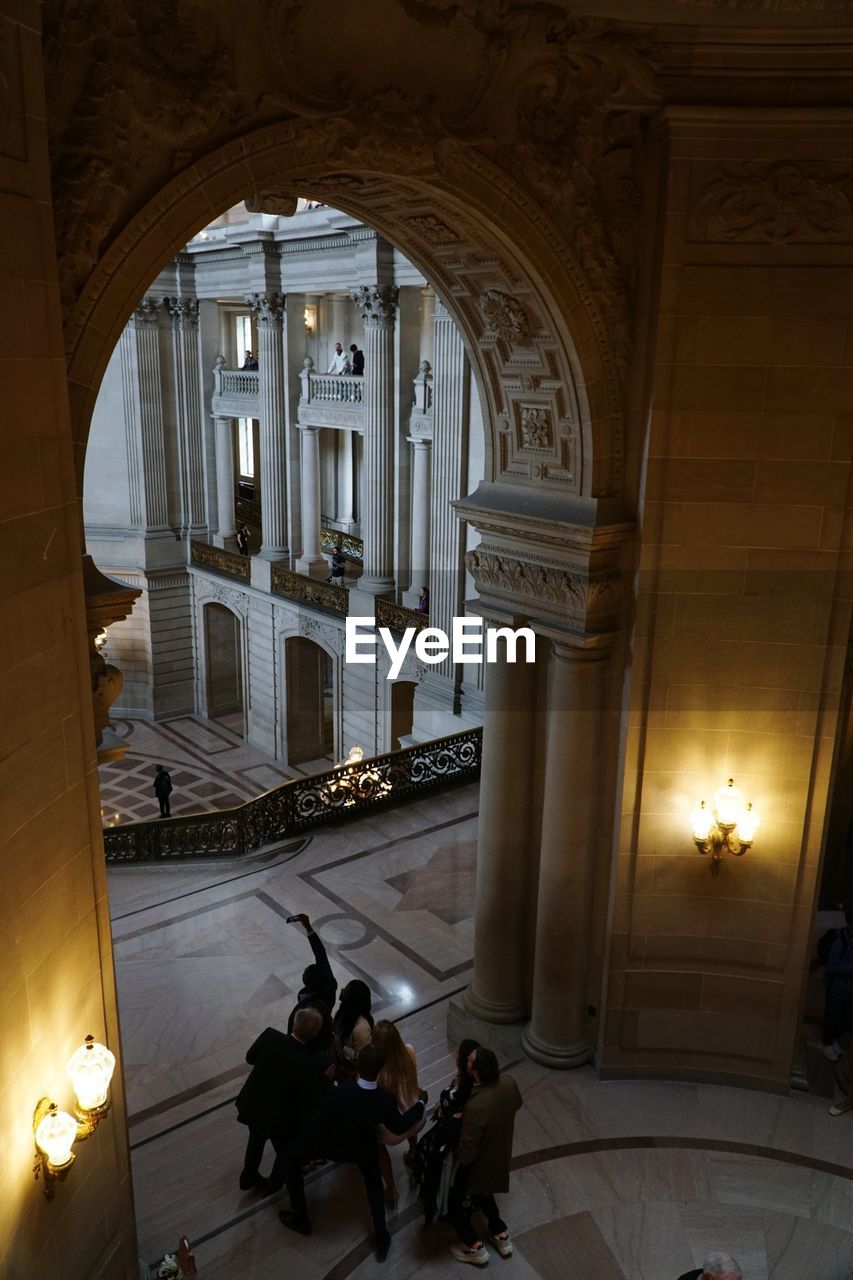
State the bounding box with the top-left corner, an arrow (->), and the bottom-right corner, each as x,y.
190,540 -> 250,582
271,565 -> 349,617
688,160 -> 853,244
375,597 -> 428,634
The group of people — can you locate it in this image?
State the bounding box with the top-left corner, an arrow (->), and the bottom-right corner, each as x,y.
327,341 -> 364,376
234,915 -> 522,1264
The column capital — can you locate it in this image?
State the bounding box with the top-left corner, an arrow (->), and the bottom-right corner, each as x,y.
246,291 -> 286,326
350,284 -> 399,327
129,297 -> 161,327
163,295 -> 199,328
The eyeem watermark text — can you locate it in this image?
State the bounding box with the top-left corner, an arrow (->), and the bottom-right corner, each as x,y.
346,616 -> 536,680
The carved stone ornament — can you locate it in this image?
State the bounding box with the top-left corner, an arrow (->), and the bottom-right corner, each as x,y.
479,289 -> 530,343
298,613 -> 343,653
164,295 -> 199,327
688,161 -> 853,244
131,297 -> 161,327
466,549 -> 586,613
350,285 -> 400,327
406,214 -> 459,246
198,581 -> 249,617
520,406 -> 552,449
244,189 -> 299,217
245,292 -> 286,326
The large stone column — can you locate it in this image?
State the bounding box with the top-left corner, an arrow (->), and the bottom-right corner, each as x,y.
165,295 -> 207,536
336,428 -> 355,526
213,415 -> 237,548
295,425 -> 327,576
522,639 -> 609,1067
119,298 -> 170,530
350,285 -> 398,593
403,438 -> 432,607
247,291 -> 288,557
465,640 -> 537,1023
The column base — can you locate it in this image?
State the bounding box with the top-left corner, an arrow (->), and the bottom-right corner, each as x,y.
464,984 -> 528,1026
212,533 -> 238,551
358,576 -> 397,595
447,993 -> 525,1059
521,1024 -> 592,1070
294,555 -> 329,578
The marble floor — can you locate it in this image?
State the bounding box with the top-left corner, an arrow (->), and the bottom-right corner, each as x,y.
107,787 -> 853,1280
98,713 -> 332,824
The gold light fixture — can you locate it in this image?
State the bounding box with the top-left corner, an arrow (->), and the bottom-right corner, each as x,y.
33,1035 -> 116,1198
691,778 -> 760,874
303,304 -> 316,335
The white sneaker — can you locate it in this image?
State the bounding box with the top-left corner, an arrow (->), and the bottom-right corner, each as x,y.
490,1232 -> 513,1259
821,1042 -> 842,1062
450,1242 -> 489,1267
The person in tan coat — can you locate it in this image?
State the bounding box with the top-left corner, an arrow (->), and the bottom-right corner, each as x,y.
448,1048 -> 523,1267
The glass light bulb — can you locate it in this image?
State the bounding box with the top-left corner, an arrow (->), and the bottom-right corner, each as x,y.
691,801 -> 713,841
714,779 -> 745,828
67,1036 -> 115,1111
35,1107 -> 77,1168
738,804 -> 760,843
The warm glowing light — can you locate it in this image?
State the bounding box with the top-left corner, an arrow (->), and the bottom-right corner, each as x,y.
35,1106 -> 77,1169
738,803 -> 760,844
67,1036 -> 115,1112
691,801 -> 713,842
343,745 -> 364,765
713,778 -> 746,827
94,629 -> 108,651
303,304 -> 316,335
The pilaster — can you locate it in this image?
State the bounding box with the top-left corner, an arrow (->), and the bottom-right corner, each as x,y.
247,291 -> 288,557
350,285 -> 398,593
164,294 -> 207,536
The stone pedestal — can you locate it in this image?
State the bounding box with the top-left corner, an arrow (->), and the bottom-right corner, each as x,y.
351,285 -> 398,594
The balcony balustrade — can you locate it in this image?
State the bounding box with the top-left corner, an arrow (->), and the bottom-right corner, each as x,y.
271,563 -> 349,617
211,361 -> 260,417
190,540 -> 250,581
298,357 -> 364,429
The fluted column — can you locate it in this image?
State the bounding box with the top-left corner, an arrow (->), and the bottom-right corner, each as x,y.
120,298 -> 169,530
295,425 -> 326,575
429,303 -> 468,682
403,438 -> 432,608
465,639 -> 536,1023
522,640 -> 609,1068
350,285 -> 398,593
336,429 -> 355,526
247,291 -> 288,557
165,295 -> 206,534
213,416 -> 237,548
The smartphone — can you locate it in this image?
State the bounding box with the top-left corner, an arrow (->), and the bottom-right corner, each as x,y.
286,915 -> 301,923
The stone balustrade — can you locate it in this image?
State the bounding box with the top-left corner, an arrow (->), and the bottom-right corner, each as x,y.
211,361 -> 261,417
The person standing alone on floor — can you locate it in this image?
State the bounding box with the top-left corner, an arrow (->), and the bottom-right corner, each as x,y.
153,764 -> 172,818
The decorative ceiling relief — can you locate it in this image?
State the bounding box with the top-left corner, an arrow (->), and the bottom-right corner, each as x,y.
479,289 -> 531,344
688,160 -> 853,244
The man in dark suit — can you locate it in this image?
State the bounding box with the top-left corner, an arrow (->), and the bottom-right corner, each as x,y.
349,343 -> 364,375
276,1043 -> 428,1262
235,1006 -> 330,1192
286,914 -> 337,1052
677,1253 -> 742,1280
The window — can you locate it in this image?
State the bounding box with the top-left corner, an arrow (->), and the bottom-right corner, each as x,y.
238,418 -> 254,478
235,314 -> 253,365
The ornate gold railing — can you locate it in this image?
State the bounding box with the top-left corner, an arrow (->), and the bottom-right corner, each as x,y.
103,728 -> 482,863
321,528 -> 363,561
270,565 -> 349,617
190,541 -> 250,581
375,597 -> 428,633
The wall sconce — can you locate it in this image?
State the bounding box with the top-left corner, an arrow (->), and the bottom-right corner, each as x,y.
304,305 -> 316,335
691,778 -> 760,875
33,1036 -> 116,1198
94,628 -> 108,652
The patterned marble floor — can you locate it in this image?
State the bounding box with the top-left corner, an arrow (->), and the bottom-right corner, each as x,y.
107,789 -> 853,1280
98,714 -> 332,824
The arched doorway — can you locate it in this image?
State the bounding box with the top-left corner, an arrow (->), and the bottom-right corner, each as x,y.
284,636 -> 335,766
202,602 -> 244,726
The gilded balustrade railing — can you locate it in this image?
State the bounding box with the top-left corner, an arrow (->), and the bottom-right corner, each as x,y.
321,528 -> 363,561
190,541 -> 251,581
375,597 -> 428,633
271,564 -> 349,616
103,728 -> 482,863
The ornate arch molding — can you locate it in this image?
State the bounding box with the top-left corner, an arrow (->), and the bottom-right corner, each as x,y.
50,1 -> 660,504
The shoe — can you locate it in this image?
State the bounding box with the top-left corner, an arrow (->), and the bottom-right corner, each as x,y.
278,1210 -> 312,1236
238,1172 -> 260,1191
376,1233 -> 391,1263
490,1232 -> 513,1259
821,1042 -> 842,1062
450,1242 -> 489,1266
830,1101 -> 852,1116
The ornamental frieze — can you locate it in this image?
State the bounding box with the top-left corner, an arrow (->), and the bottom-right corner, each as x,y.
465,549 -> 621,629
688,161 -> 853,244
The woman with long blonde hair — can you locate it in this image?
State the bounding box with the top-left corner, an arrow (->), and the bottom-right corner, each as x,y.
372,1019 -> 425,1207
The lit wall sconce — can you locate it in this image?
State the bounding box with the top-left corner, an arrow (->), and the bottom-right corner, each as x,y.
33,1036 -> 116,1198
94,628 -> 108,652
304,305 -> 316,335
691,778 -> 760,875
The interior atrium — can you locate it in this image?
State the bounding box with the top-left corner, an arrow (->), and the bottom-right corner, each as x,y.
4,2 -> 853,1278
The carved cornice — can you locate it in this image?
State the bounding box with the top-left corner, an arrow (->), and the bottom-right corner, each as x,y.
465,548 -> 621,631
163,295 -> 199,328
688,160 -> 853,244
245,291 -> 286,326
350,285 -> 400,327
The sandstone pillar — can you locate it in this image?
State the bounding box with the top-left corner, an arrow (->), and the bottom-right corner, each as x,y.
336,429 -> 355,526
247,291 -> 288,556
403,438 -> 432,607
350,285 -> 398,593
120,298 -> 170,530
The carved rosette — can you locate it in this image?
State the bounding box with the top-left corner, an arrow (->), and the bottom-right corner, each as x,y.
520,407 -> 552,450
350,285 -> 400,328
479,289 -> 530,344
245,292 -> 286,327
163,295 -> 200,328
130,297 -> 161,327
